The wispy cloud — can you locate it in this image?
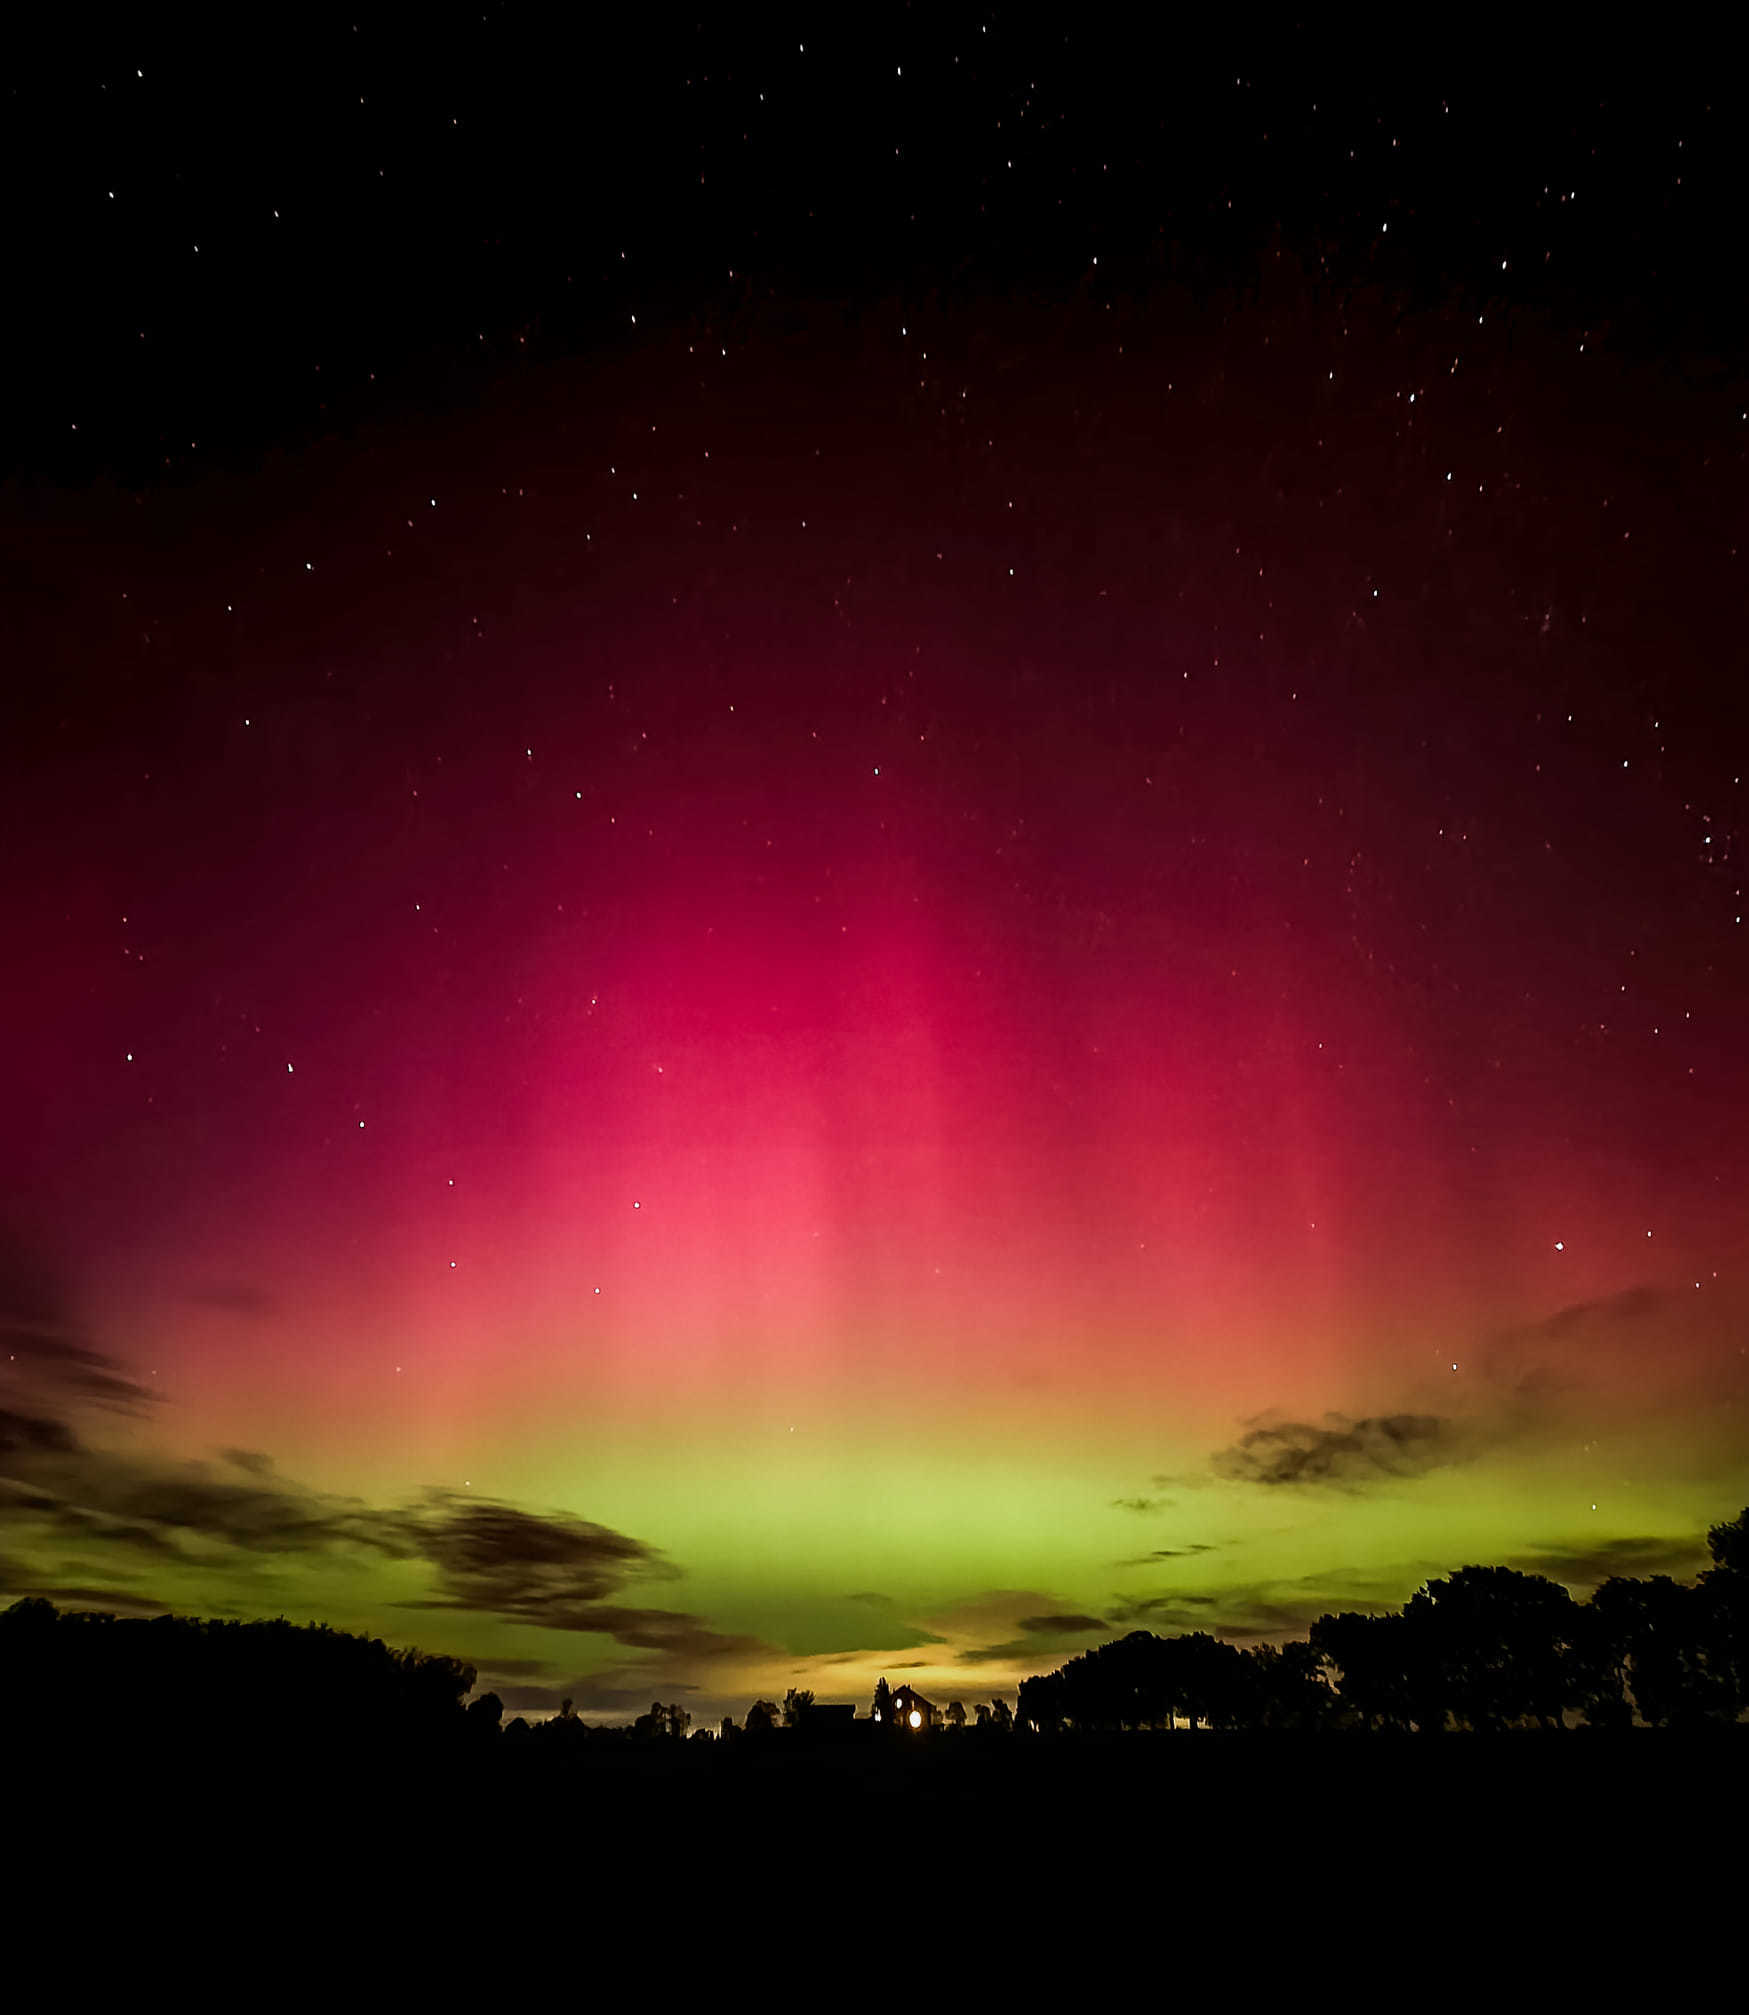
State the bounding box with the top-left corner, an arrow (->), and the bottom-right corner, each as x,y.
1,1244 -> 779,1674
1211,1412 -> 1463,1489
936,1591 -> 1114,1664
1506,1533 -> 1709,1591
1113,1543 -> 1219,1567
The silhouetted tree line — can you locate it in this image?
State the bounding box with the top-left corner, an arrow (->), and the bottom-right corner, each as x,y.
1016,1506 -> 1749,1734
0,1597 -> 487,1764
4,1506 -> 1744,1763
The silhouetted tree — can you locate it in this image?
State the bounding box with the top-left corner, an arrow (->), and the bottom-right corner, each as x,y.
466,1690 -> 504,1738
1700,1504 -> 1749,1711
0,1597 -> 479,1764
1310,1612 -> 1429,1730
1246,1641 -> 1335,1729
782,1687 -> 815,1728
871,1677 -> 893,1726
539,1697 -> 592,1750
745,1698 -> 779,1735
1167,1632 -> 1253,1729
989,1697 -> 1012,1733
1565,1601 -> 1634,1729
945,1699 -> 966,1731
1066,1632 -> 1170,1728
719,1714 -> 738,1742
1407,1566 -> 1577,1729
1704,1505 -> 1748,1574
1589,1576 -> 1736,1726
974,1702 -> 992,1729
633,1700 -> 689,1738
1017,1672 -> 1064,1732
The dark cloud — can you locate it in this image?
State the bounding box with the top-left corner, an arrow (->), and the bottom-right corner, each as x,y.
0,1410 -> 80,1460
0,1242 -> 159,1421
1476,1284 -> 1749,1421
1114,1544 -> 1218,1566
538,1604 -> 770,1662
1102,1559 -> 1451,1644
1539,1286 -> 1664,1340
16,1459 -> 422,1559
959,1613 -> 1111,1663
1507,1534 -> 1709,1591
8,1417 -> 773,1664
1103,1588 -> 1327,1640
1211,1412 -> 1463,1489
1196,1284 -> 1734,1511
389,1495 -> 783,1664
831,1592 -> 949,1648
1,1330 -> 158,1417
25,1504 -> 180,1555
0,1244 -> 774,1676
1112,1496 -> 1171,1514
1107,1591 -> 1213,1623
4,1580 -> 170,1613
412,1494 -> 671,1620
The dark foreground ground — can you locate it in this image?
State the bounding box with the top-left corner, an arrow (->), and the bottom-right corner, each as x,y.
20,1725 -> 1740,1941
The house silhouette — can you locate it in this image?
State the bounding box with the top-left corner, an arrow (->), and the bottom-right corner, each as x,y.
889,1683 -> 935,1730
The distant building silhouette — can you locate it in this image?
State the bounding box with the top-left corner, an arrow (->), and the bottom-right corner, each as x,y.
889,1683 -> 935,1730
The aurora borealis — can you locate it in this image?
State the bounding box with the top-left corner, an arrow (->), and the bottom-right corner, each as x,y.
4,18 -> 1747,1724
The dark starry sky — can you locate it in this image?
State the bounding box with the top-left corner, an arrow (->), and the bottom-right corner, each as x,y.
2,10 -> 1745,1714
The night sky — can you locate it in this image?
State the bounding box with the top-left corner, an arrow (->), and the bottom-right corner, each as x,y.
4,13 -> 1747,1723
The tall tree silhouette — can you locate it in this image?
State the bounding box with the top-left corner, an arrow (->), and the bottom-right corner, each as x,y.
1566,1600 -> 1634,1729
1700,1504 -> 1749,1711
1407,1566 -> 1576,1730
1588,1576 -> 1736,1726
1246,1641 -> 1335,1728
1310,1612 -> 1429,1730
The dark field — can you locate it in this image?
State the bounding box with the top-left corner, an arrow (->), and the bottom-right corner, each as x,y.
17,1729 -> 1734,1983
37,1726 -> 1737,1876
